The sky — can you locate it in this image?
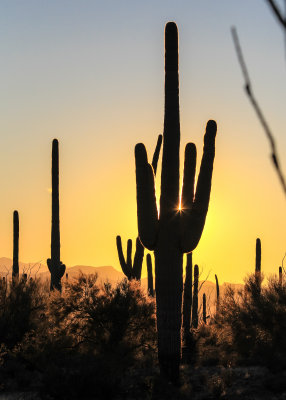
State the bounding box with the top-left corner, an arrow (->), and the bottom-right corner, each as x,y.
0,0 -> 285,283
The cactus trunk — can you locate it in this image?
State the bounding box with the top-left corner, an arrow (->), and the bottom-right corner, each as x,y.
215,274 -> 220,313
135,22 -> 217,381
255,238 -> 261,291
192,264 -> 199,328
12,210 -> 19,280
182,253 -> 193,336
279,266 -> 282,285
47,139 -> 66,291
203,293 -> 206,324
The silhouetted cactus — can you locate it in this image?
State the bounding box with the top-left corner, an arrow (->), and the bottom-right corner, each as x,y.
203,293 -> 206,324
135,22 -> 217,379
47,139 -> 66,292
279,266 -> 282,285
191,264 -> 199,329
255,238 -> 261,291
182,253 -> 192,337
116,236 -> 144,280
117,135 -> 162,281
146,254 -> 154,297
215,273 -> 220,312
12,210 -> 19,280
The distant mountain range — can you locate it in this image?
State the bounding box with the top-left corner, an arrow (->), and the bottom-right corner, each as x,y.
0,257 -> 244,311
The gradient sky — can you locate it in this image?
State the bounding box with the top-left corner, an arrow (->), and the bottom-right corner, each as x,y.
0,0 -> 285,283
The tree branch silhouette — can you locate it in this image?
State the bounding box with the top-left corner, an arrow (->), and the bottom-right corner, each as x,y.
265,0 -> 286,30
231,26 -> 286,196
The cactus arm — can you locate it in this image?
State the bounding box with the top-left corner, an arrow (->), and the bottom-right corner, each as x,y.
182,252 -> 193,335
160,22 -> 180,218
151,134 -> 163,175
116,235 -> 132,279
12,210 -> 19,279
135,143 -> 158,249
132,238 -> 144,280
191,264 -> 199,328
146,253 -> 154,296
180,121 -> 217,252
181,143 -> 197,211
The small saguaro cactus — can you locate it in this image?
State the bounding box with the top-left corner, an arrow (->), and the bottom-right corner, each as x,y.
182,253 -> 193,336
215,274 -> 220,312
12,210 -> 19,280
116,135 -> 162,281
116,236 -> 144,280
146,253 -> 154,297
47,139 -> 66,292
279,266 -> 282,285
135,22 -> 217,379
202,293 -> 207,324
255,238 -> 261,290
192,264 -> 199,329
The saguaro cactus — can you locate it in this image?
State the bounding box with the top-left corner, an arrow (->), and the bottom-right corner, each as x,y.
202,293 -> 207,324
279,266 -> 282,285
12,210 -> 19,280
215,274 -> 220,312
182,253 -> 193,337
255,238 -> 261,291
135,22 -> 217,379
116,135 -> 162,281
191,264 -> 199,329
146,253 -> 154,296
47,139 -> 66,291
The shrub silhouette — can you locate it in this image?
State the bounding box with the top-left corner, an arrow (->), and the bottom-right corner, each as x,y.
0,275 -> 156,398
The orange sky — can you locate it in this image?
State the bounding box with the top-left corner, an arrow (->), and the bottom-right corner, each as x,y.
0,1 -> 285,284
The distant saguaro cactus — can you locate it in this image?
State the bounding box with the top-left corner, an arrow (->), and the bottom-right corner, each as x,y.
279,266 -> 282,285
182,253 -> 193,337
255,238 -> 261,291
203,293 -> 207,324
146,253 -> 154,297
116,135 -> 162,281
135,22 -> 217,379
215,274 -> 220,312
12,210 -> 19,280
191,264 -> 199,329
47,139 -> 66,291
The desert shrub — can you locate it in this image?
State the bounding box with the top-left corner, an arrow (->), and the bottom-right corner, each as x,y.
2,274 -> 156,399
207,274 -> 286,369
0,277 -> 46,348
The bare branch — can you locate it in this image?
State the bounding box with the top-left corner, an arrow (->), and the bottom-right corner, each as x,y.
266,0 -> 286,30
231,26 -> 286,196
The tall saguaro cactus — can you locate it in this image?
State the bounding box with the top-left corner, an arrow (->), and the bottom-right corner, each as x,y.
279,266 -> 282,285
116,135 -> 162,281
202,293 -> 207,324
215,274 -> 220,313
47,139 -> 66,291
255,238 -> 261,291
12,210 -> 19,280
135,22 -> 217,379
182,253 -> 193,337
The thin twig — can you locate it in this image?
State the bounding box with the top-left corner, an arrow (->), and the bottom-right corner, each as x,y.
231,26 -> 286,196
266,0 -> 286,30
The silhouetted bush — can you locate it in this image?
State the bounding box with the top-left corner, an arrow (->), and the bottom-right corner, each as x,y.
0,274 -> 156,399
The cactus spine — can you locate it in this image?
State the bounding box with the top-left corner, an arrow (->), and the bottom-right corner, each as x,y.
12,210 -> 19,280
279,266 -> 282,285
146,253 -> 154,297
116,135 -> 162,281
47,139 -> 66,291
215,274 -> 220,313
191,264 -> 199,329
135,22 -> 216,379
182,253 -> 193,336
202,293 -> 206,324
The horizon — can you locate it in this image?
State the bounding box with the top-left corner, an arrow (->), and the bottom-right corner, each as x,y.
0,1 -> 285,284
